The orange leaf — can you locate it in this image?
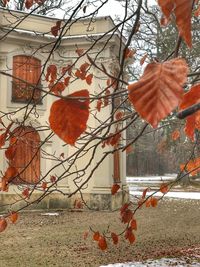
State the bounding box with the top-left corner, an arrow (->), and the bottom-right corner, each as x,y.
121,209 -> 133,224
145,198 -> 151,208
115,111 -> 124,121
46,65 -> 57,83
96,99 -> 102,112
124,48 -> 135,59
125,227 -> 135,244
22,188 -> 30,199
5,145 -> 16,160
0,133 -> 6,148
4,166 -> 18,182
142,187 -> 149,199
80,62 -> 90,72
151,197 -> 158,207
120,203 -> 130,215
128,58 -> 188,128
111,232 -> 119,245
158,0 -> 192,47
51,21 -> 61,37
98,236 -> 107,250
75,48 -> 84,56
64,77 -> 70,87
130,218 -> 137,230
0,218 -> 7,232
140,53 -> 147,65
160,183 -> 168,194
75,69 -> 86,80
42,182 -> 47,191
86,74 -> 93,85
62,65 -> 72,76
49,89 -> 90,145
181,157 -> 200,176
93,231 -> 100,241
171,129 -> 180,141
179,84 -> 200,140
9,212 -> 19,224
50,82 -> 65,95
111,184 -> 120,195
25,0 -> 34,9
50,175 -> 57,183
126,145 -> 133,154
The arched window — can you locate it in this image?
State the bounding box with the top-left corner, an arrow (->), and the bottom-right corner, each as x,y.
10,126 -> 40,184
12,55 -> 42,103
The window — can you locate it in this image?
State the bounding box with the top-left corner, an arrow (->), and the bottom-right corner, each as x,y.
12,55 -> 42,103
10,126 -> 40,184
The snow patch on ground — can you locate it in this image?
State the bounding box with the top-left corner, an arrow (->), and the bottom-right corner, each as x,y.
100,257 -> 200,267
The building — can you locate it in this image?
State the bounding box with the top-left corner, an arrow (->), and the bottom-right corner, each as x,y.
0,8 -> 127,212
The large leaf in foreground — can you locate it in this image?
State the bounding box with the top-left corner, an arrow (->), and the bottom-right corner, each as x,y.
128,58 -> 188,128
49,90 -> 89,145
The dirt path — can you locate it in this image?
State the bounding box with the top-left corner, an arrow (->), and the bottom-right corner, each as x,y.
0,199 -> 200,267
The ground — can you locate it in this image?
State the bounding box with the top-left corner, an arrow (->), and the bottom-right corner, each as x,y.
0,198 -> 200,267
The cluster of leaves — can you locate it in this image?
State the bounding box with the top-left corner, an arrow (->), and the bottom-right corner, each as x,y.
85,182 -> 169,250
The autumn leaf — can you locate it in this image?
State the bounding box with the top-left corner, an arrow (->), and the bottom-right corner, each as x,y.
171,129 -> 180,141
158,0 -> 193,47
50,82 -> 65,95
124,48 -> 135,59
142,187 -> 149,199
125,145 -> 133,154
75,48 -> 84,56
4,166 -> 18,182
22,188 -> 30,199
9,212 -> 19,224
86,74 -> 93,85
64,77 -> 70,87
121,209 -> 133,224
140,53 -> 147,65
49,89 -> 90,145
115,111 -> 124,121
42,182 -> 47,191
181,157 -> 200,176
62,65 -> 72,76
98,236 -> 107,250
128,58 -> 188,128
120,203 -> 130,215
50,175 -> 57,183
96,99 -> 102,112
93,231 -> 100,241
130,218 -> 137,231
46,65 -> 57,83
80,62 -> 90,72
104,89 -> 110,107
25,0 -> 34,9
179,84 -> 200,140
150,197 -> 158,207
111,183 -> 120,195
146,198 -> 152,207
111,232 -> 119,245
0,218 -> 7,232
51,21 -> 61,37
125,227 -> 135,244
160,183 -> 168,194
0,133 -> 6,148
